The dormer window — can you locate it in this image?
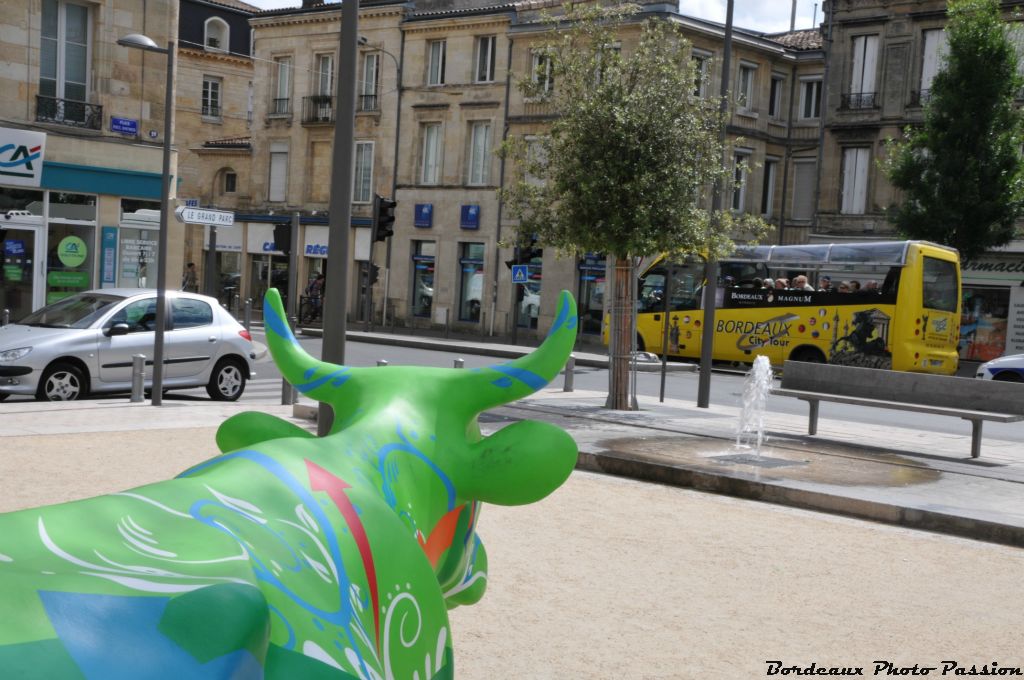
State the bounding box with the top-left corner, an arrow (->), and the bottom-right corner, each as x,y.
204,17 -> 229,52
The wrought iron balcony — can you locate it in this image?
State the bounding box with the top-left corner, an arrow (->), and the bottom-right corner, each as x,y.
840,92 -> 878,110
909,89 -> 932,107
302,95 -> 334,123
270,98 -> 291,116
35,95 -> 102,130
358,94 -> 379,112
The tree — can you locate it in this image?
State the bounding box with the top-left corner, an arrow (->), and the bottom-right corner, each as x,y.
500,4 -> 766,409
883,0 -> 1024,261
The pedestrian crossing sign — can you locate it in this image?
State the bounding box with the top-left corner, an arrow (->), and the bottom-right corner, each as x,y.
511,264 -> 529,284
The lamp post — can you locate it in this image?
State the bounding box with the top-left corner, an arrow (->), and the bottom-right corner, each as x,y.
118,33 -> 175,406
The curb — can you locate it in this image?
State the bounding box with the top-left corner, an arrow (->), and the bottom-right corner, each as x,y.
575,448 -> 1024,548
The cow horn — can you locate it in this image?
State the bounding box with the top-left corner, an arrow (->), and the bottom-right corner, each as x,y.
451,290 -> 578,414
262,288 -> 363,403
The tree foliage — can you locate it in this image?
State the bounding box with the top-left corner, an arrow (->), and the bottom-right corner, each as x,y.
883,0 -> 1024,261
500,4 -> 768,259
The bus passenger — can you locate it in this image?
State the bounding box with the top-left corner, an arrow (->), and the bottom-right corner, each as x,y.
837,281 -> 852,293
849,280 -> 862,292
864,280 -> 879,292
792,275 -> 814,291
762,278 -> 774,289
818,276 -> 832,292
774,278 -> 789,290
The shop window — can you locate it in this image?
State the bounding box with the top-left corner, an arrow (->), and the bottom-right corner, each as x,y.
458,242 -> 484,322
960,286 -> 1010,362
411,241 -> 435,318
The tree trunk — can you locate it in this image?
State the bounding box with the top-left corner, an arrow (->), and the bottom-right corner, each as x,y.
606,256 -> 636,410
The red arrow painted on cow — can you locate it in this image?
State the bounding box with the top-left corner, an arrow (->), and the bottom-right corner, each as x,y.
306,459 -> 380,649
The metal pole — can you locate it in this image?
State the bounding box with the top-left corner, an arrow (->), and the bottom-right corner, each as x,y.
130,354 -> 146,402
697,1 -> 733,409
377,359 -> 388,367
1,309 -> 8,326
204,225 -> 217,297
659,265 -> 673,403
151,40 -> 175,407
319,0 -> 359,435
454,358 -> 464,369
243,298 -> 252,333
563,354 -> 575,392
383,33 -> 404,330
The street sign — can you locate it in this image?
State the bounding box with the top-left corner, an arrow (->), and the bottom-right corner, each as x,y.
174,206 -> 235,226
110,117 -> 138,135
511,264 -> 529,284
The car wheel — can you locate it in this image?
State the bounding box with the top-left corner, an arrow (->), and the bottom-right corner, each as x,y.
0,392 -> 9,402
993,372 -> 1023,383
206,358 -> 247,401
38,362 -> 88,401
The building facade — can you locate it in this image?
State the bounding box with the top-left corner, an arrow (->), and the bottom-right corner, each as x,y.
817,0 -> 1024,362
226,0 -> 825,346
0,0 -> 180,321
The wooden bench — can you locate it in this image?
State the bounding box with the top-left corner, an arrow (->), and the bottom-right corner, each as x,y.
772,361 -> 1024,458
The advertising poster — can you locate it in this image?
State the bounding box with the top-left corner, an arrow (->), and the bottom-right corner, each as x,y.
1007,285 -> 1024,355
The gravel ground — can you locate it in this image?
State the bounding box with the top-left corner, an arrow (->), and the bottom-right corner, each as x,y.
4,427 -> 1023,679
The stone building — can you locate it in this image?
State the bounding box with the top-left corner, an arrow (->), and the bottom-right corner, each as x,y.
0,0 -> 179,319
816,0 -> 1024,362
175,0 -> 257,304
228,0 -> 824,346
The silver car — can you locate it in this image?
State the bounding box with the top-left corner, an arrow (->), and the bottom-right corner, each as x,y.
0,289 -> 257,401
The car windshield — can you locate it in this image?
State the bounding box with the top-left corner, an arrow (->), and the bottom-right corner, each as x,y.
17,293 -> 125,329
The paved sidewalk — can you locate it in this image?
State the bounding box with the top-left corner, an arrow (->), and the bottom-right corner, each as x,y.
3,342 -> 1023,546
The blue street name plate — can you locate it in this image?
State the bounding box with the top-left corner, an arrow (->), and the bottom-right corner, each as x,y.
111,117 -> 139,135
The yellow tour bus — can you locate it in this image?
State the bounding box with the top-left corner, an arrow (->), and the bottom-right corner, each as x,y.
618,240 -> 961,374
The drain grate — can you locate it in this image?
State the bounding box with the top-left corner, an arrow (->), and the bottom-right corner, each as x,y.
710,453 -> 806,468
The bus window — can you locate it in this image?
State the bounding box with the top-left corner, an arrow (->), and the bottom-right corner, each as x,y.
639,269 -> 666,313
922,257 -> 958,312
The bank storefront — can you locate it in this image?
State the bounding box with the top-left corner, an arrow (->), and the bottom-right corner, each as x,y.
960,246 -> 1024,361
0,126 -> 169,320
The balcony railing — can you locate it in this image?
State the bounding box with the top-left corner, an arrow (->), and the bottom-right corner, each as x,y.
909,89 -> 932,107
270,98 -> 291,116
358,94 -> 379,112
35,94 -> 102,130
840,92 -> 878,110
302,95 -> 334,123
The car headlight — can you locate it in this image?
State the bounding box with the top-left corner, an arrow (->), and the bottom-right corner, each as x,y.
0,347 -> 31,362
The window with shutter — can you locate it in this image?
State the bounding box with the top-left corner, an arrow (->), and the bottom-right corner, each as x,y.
841,148 -> 870,215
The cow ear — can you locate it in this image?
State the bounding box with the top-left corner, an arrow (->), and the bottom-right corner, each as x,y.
216,412 -> 315,453
461,420 -> 577,505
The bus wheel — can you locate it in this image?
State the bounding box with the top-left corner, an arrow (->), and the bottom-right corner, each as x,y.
790,346 -> 826,364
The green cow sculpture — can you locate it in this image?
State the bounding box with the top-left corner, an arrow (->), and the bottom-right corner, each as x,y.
0,289 -> 580,679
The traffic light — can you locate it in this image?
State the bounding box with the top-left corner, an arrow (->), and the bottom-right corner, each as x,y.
272,223 -> 291,255
368,263 -> 380,286
372,194 -> 397,242
504,237 -> 542,269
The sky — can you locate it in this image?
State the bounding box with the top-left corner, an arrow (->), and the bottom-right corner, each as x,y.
245,0 -> 822,34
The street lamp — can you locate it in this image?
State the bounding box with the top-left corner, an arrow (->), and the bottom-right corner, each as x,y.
118,33 -> 175,406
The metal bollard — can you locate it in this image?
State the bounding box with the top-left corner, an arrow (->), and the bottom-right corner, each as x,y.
563,354 -> 576,392
1,308 -> 8,326
377,359 -> 388,367
281,316 -> 299,405
454,358 -> 464,369
243,299 -> 252,333
130,354 -> 146,402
